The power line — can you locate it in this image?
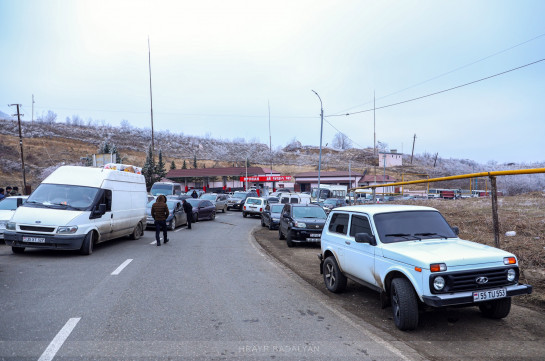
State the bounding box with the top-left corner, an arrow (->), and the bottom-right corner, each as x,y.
326,57 -> 545,118
332,31 -> 545,114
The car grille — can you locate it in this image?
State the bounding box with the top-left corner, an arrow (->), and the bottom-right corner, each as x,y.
19,225 -> 56,233
430,267 -> 518,294
308,224 -> 322,229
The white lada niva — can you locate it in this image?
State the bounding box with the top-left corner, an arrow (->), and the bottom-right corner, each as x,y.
319,204 -> 533,330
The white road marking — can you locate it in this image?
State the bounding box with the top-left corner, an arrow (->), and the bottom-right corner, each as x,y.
111,259 -> 133,275
38,317 -> 80,361
174,228 -> 185,232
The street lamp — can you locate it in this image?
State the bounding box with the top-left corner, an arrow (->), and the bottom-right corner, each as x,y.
311,90 -> 324,201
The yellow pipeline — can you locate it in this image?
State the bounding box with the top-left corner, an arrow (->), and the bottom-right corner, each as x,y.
351,168 -> 545,190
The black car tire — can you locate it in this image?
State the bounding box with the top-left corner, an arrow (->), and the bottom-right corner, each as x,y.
80,231 -> 95,256
222,205 -> 226,213
12,246 -> 25,254
278,228 -> 285,240
479,297 -> 511,319
170,218 -> 176,230
194,213 -> 199,222
210,212 -> 215,220
323,256 -> 347,293
268,222 -> 273,230
243,212 -> 247,218
286,233 -> 295,248
390,278 -> 419,331
261,217 -> 265,227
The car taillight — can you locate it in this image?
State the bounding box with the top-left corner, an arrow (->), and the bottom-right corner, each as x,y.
243,206 -> 246,210
259,208 -> 262,212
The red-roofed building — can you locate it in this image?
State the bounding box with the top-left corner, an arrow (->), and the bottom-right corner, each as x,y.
165,167 -> 285,192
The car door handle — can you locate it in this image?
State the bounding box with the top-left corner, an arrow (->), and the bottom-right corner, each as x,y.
345,241 -> 350,245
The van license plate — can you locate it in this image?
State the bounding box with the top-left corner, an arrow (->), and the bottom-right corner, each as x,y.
23,236 -> 46,243
473,288 -> 506,302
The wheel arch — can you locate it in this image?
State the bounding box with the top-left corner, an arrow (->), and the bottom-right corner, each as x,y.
383,268 -> 422,300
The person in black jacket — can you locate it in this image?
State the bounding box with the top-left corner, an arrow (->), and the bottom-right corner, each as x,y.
182,199 -> 193,230
191,190 -> 198,198
151,195 -> 170,246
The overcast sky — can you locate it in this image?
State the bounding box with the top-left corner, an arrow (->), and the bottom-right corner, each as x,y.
1,0 -> 544,164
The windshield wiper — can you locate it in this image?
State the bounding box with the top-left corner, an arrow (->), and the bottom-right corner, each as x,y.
414,232 -> 449,239
384,233 -> 421,241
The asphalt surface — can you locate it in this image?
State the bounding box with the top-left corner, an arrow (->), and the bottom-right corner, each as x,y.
0,212 -> 422,361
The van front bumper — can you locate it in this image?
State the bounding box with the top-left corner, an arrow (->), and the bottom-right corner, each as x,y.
3,231 -> 87,250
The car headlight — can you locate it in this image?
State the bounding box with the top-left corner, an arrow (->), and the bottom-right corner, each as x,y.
6,222 -> 16,230
433,276 -> 445,291
57,226 -> 78,234
507,269 -> 516,282
294,222 -> 306,228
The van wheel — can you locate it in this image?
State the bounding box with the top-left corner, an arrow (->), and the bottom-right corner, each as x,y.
170,218 -> 176,230
12,246 -> 25,254
130,222 -> 143,240
278,228 -> 285,240
323,256 -> 347,293
479,298 -> 511,319
80,231 -> 95,256
390,278 -> 419,330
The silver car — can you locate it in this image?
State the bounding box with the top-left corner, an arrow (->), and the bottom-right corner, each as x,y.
200,193 -> 228,213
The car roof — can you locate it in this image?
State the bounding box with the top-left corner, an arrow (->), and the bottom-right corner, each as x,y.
332,204 -> 438,216
246,197 -> 264,201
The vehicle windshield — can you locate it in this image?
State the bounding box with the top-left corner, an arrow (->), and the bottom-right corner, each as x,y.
186,199 -> 201,207
374,210 -> 456,244
311,188 -> 330,199
246,198 -> 262,205
0,198 -> 25,210
323,199 -> 338,205
232,192 -> 247,199
201,194 -> 216,201
270,204 -> 284,213
150,184 -> 173,195
292,206 -> 327,219
24,184 -> 99,211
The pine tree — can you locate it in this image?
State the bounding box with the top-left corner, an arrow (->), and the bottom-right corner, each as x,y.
142,144 -> 156,190
155,149 -> 167,181
182,160 -> 187,169
246,158 -> 251,167
170,160 -> 176,170
193,154 -> 198,169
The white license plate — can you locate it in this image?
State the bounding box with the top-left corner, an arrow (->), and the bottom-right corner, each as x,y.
23,236 -> 46,243
309,233 -> 321,238
473,287 -> 507,302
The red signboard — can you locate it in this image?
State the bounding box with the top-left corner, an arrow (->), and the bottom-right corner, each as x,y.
239,176 -> 292,182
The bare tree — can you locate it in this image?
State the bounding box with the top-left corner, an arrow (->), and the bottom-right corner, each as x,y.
332,132 -> 352,150
37,110 -> 57,124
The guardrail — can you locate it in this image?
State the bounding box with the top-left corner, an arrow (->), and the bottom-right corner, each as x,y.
349,168 -> 545,248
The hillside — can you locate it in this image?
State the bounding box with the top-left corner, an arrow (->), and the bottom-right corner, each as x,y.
1,119 -> 544,194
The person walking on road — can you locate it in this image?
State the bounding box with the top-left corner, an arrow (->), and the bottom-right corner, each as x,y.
151,194 -> 169,246
182,198 -> 193,230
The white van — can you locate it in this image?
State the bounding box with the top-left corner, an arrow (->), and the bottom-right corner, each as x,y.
150,182 -> 182,196
4,166 -> 147,255
279,193 -> 311,205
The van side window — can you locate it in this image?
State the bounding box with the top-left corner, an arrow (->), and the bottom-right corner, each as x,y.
281,197 -> 289,204
350,215 -> 372,237
95,189 -> 112,211
290,197 -> 298,204
329,213 -> 349,235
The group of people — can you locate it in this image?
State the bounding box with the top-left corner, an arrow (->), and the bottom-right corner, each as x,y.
150,195 -> 194,246
0,186 -> 21,201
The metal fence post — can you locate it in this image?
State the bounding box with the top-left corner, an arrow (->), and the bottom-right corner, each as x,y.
490,176 -> 500,248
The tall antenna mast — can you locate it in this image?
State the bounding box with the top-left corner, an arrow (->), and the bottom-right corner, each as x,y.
148,37 -> 155,155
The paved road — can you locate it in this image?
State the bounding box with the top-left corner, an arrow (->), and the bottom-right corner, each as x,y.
0,212 -> 422,361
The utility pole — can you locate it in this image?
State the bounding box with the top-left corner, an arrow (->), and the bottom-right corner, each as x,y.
31,94 -> 35,122
312,90 -> 324,201
9,104 -> 27,194
410,134 -> 416,164
373,91 -> 376,156
148,37 -> 155,157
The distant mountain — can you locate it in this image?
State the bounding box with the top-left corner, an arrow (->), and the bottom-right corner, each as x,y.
0,110 -> 13,120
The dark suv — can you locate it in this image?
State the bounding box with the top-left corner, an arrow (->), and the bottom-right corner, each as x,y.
278,204 -> 327,247
227,190 -> 258,211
